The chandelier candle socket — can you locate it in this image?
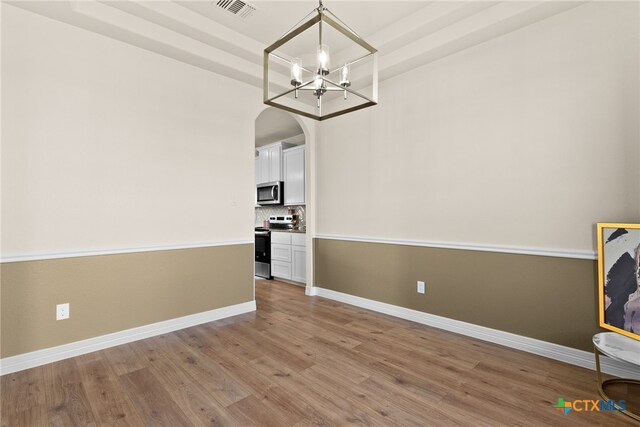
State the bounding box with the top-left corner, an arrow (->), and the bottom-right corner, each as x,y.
263,0 -> 378,121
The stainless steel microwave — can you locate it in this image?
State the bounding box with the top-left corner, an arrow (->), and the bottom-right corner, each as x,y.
256,181 -> 283,205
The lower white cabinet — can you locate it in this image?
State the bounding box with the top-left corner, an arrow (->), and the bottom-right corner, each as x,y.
271,232 -> 306,283
291,245 -> 306,282
271,260 -> 292,279
271,243 -> 291,262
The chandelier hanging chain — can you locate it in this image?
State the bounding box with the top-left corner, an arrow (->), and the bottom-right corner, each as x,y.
318,10 -> 323,47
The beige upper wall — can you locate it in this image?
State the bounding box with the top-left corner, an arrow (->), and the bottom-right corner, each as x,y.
317,2 -> 640,253
1,4 -> 262,258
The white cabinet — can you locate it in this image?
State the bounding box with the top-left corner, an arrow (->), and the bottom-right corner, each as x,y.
256,149 -> 269,184
291,244 -> 306,283
271,232 -> 306,283
271,231 -> 292,245
267,145 -> 281,182
271,260 -> 292,279
283,145 -> 305,206
291,233 -> 306,247
254,156 -> 261,185
271,243 -> 291,262
255,142 -> 295,185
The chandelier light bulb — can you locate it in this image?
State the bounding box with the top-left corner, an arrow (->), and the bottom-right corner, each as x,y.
313,75 -> 326,98
339,63 -> 351,100
317,44 -> 330,75
339,64 -> 351,87
290,58 -> 302,86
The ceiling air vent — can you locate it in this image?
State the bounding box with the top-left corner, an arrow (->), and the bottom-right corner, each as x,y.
215,0 -> 257,19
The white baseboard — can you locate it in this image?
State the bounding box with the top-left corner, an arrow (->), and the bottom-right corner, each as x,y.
0,300 -> 256,376
314,287 -> 640,380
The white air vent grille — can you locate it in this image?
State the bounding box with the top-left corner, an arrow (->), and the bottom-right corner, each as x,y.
215,0 -> 257,19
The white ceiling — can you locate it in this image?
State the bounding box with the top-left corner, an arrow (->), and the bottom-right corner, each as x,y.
178,1 -> 428,48
7,0 -> 585,140
8,0 -> 585,89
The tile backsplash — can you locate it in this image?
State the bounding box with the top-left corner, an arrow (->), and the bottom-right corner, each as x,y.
255,205 -> 306,227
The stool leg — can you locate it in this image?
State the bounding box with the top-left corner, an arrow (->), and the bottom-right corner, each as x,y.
594,344 -> 640,422
594,346 -> 606,399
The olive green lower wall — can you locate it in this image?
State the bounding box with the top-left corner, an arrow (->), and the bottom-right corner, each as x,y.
1,244 -> 254,358
315,239 -> 599,351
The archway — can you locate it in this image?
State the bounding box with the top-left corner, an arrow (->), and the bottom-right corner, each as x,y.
254,107 -> 316,296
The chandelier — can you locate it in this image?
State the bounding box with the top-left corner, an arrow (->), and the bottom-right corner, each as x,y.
263,0 -> 378,121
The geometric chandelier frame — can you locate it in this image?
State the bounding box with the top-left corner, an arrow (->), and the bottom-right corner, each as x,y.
263,1 -> 378,121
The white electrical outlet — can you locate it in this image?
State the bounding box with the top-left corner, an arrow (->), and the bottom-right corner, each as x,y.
56,303 -> 70,320
417,281 -> 425,294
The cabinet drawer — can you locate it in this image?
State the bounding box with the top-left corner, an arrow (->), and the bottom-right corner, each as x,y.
271,243 -> 291,262
291,233 -> 306,247
271,232 -> 291,245
271,260 -> 292,280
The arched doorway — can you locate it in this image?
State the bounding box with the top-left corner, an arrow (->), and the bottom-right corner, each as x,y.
254,107 -> 316,296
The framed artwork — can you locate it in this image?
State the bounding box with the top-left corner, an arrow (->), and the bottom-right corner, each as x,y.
597,223 -> 640,341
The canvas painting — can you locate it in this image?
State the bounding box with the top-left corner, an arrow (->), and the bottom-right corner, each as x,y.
597,223 -> 640,340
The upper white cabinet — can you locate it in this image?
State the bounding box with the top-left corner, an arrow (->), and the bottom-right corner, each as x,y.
283,145 -> 305,206
255,142 -> 295,184
256,149 -> 269,184
255,156 -> 264,185
266,145 -> 281,182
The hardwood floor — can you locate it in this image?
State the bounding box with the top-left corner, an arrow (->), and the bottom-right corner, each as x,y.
1,279 -> 638,426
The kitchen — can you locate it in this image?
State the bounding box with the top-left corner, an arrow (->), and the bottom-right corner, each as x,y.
254,109 -> 308,286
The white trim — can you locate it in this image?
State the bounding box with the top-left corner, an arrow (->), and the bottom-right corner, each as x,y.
314,234 -> 596,260
314,288 -> 640,380
0,239 -> 254,263
305,285 -> 317,296
0,301 -> 256,375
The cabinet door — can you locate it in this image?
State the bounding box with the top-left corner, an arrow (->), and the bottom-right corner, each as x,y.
271,260 -> 292,280
283,147 -> 305,206
254,156 -> 259,206
268,145 -> 282,182
291,245 -> 306,283
254,156 -> 260,186
271,243 -> 292,262
257,149 -> 270,184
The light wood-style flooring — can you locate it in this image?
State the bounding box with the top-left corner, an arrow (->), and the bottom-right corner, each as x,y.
1,280 -> 638,426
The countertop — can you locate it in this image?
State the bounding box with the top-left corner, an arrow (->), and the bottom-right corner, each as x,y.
268,228 -> 306,234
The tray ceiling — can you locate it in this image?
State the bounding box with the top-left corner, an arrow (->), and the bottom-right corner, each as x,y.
6,1 -> 585,92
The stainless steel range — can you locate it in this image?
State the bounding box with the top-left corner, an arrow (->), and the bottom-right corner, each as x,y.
255,227 -> 272,279
255,216 -> 299,279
